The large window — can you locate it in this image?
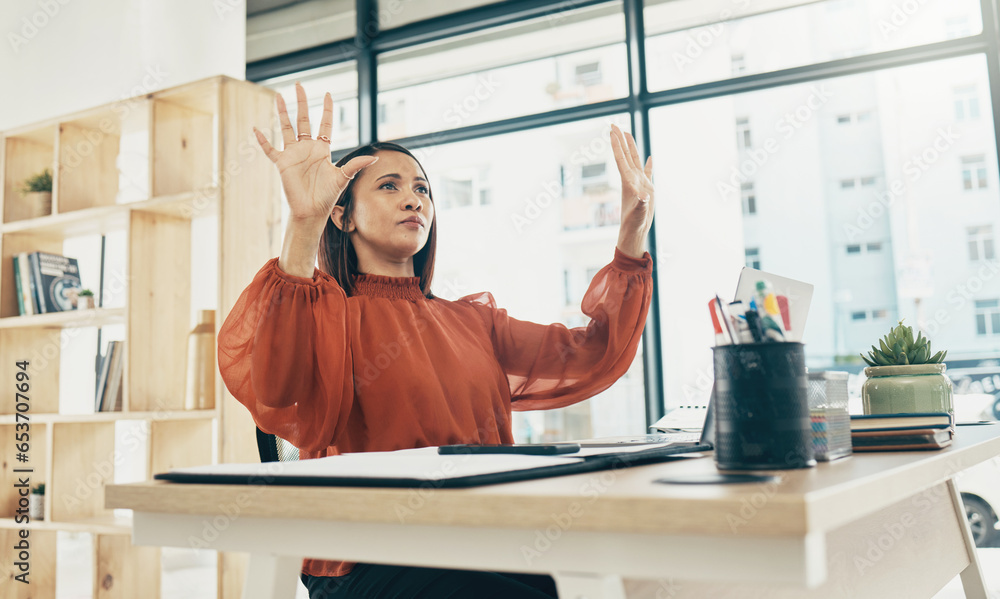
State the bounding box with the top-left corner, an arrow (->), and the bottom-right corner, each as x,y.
249,0 -> 1000,433
651,53 -> 1000,405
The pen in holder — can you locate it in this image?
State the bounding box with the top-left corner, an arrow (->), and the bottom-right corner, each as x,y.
712,341 -> 816,470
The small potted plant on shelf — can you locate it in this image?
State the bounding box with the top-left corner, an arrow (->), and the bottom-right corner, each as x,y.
19,168 -> 53,219
29,483 -> 44,520
861,320 -> 952,418
76,288 -> 95,310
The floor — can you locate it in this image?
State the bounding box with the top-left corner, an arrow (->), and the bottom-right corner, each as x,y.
53,532 -> 1000,598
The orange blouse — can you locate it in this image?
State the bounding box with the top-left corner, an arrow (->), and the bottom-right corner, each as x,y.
217,248 -> 653,577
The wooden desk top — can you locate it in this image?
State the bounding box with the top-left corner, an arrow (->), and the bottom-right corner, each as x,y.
106,424 -> 1000,537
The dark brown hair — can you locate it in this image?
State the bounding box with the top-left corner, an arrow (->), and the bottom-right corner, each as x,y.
318,142 -> 437,298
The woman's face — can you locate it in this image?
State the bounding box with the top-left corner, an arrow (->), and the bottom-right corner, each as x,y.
339,150 -> 434,267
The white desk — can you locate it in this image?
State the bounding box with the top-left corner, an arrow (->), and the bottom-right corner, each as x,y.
106,424 -> 1000,599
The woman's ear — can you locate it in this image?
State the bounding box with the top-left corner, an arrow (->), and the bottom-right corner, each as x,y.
330,206 -> 354,232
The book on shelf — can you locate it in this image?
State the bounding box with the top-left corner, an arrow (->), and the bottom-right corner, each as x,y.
13,253 -> 40,315
12,254 -> 27,315
95,341 -> 114,412
851,427 -> 953,451
12,251 -> 83,315
31,251 -> 82,313
849,412 -> 953,432
96,341 -> 124,412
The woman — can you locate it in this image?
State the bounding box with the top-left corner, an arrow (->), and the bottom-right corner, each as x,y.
218,82 -> 656,599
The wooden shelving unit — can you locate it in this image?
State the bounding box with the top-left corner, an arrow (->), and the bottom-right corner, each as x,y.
0,75 -> 282,599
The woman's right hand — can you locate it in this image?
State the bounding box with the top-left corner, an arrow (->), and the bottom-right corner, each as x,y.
253,82 -> 378,225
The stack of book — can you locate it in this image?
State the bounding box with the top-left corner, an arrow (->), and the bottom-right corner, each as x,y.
849,412 -> 953,451
95,341 -> 124,412
12,251 -> 83,315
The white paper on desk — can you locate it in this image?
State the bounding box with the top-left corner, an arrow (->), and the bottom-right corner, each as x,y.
161,448 -> 584,481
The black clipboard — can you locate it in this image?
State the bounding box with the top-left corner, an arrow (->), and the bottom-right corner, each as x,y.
153,442 -> 711,489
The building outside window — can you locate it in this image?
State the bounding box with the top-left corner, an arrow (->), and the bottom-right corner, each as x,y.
955,85 -> 981,120
975,299 -> 1000,335
439,177 -> 474,209
736,117 -> 751,149
741,182 -> 756,215
581,162 -> 609,193
731,53 -> 746,75
745,247 -> 761,269
963,155 -> 988,190
575,61 -> 603,86
968,225 -> 996,261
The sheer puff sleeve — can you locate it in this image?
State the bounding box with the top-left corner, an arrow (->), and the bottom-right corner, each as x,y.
459,248 -> 652,411
217,258 -> 353,454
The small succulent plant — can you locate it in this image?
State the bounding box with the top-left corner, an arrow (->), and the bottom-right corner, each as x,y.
862,320 -> 946,367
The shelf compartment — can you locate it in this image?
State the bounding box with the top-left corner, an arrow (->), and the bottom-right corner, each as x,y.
151,93 -> 216,198
1,231 -> 64,319
0,423 -> 49,521
49,422 -> 115,523
1,528 -> 56,597
128,210 -> 191,412
95,533 -> 161,598
149,419 -> 213,478
56,114 -> 121,215
0,329 -> 60,414
2,125 -> 57,224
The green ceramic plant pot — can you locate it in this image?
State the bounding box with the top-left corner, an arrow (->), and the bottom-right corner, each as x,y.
861,364 -> 953,417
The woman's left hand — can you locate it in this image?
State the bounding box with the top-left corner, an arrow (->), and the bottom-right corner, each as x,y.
610,123 -> 654,259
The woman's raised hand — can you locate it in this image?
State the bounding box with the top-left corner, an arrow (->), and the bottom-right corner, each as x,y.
609,123 -> 655,260
254,82 -> 379,224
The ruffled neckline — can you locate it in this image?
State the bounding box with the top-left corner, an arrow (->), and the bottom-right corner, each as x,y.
352,273 -> 426,301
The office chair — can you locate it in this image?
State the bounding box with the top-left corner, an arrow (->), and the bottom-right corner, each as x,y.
255,426 -> 300,463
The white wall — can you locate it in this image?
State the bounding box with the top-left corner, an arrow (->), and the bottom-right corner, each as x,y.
0,0 -> 246,131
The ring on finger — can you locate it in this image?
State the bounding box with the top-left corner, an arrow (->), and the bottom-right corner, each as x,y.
317,135 -> 331,143
297,133 -> 312,140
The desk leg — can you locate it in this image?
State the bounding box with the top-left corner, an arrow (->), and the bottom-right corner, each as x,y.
552,572 -> 626,599
947,478 -> 989,599
241,554 -> 304,599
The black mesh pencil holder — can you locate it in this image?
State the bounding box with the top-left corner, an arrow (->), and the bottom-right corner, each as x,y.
712,342 -> 816,470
